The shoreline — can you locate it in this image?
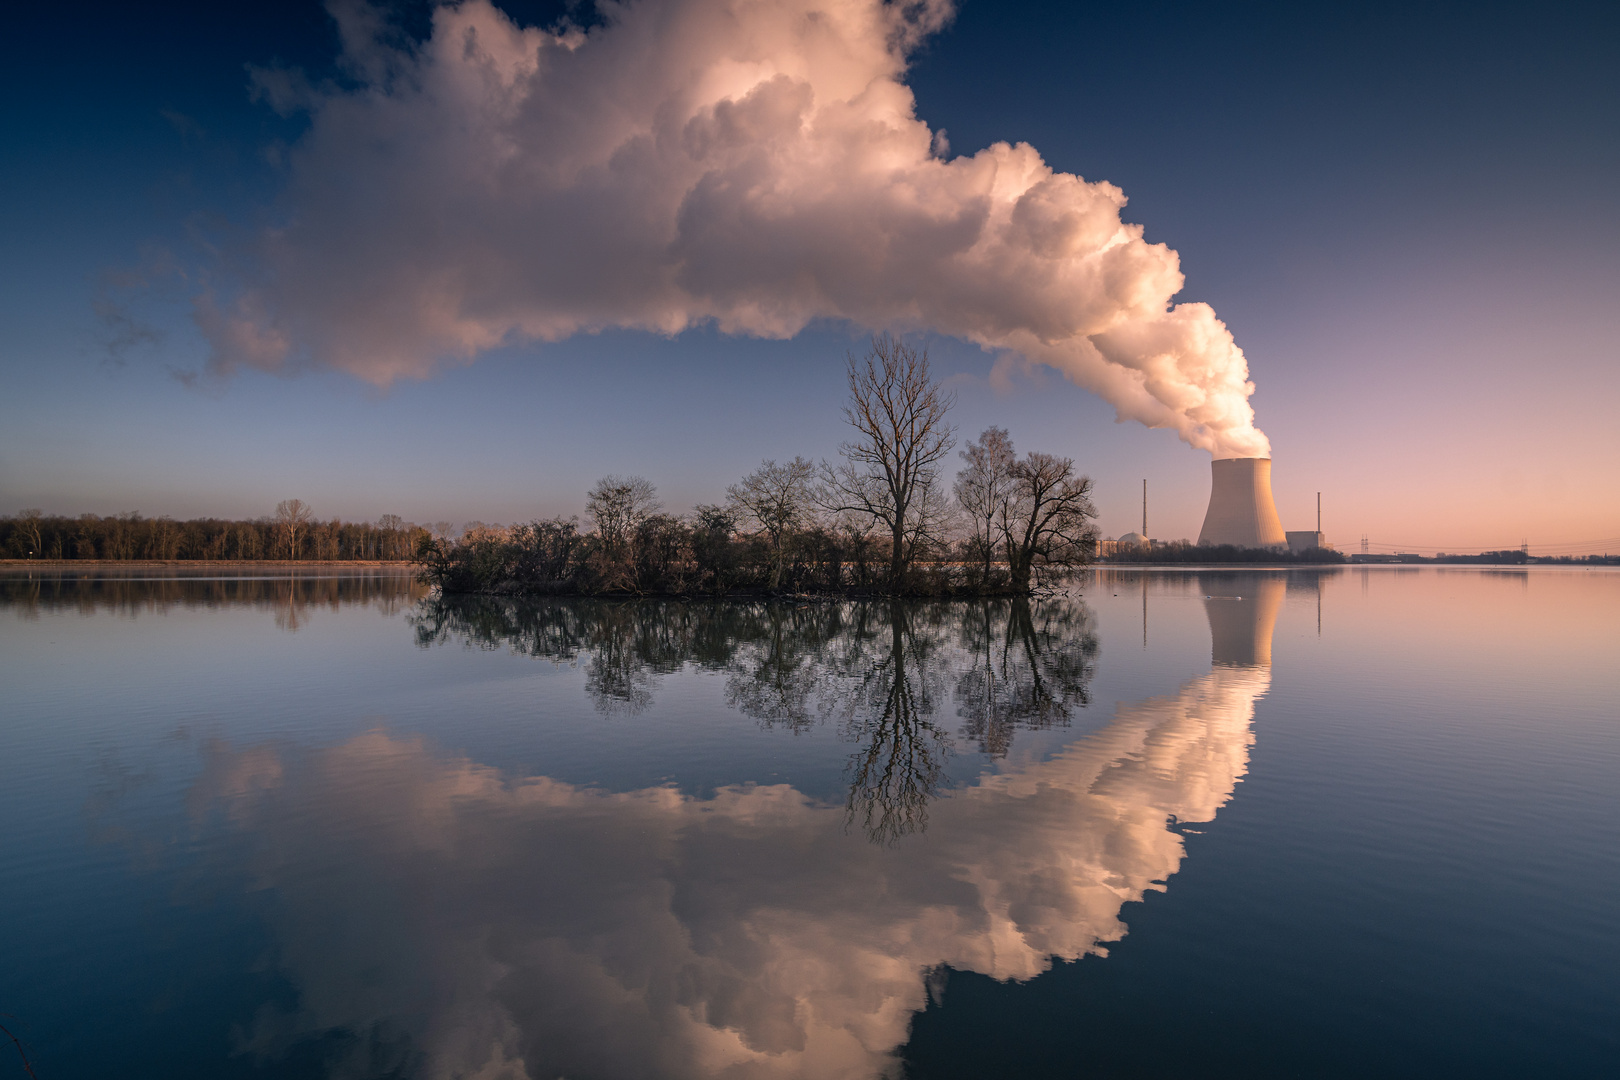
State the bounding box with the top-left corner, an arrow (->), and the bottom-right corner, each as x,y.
1096,561 -> 1346,569
435,586 -> 1041,602
0,559 -> 416,569
1096,559 -> 1614,568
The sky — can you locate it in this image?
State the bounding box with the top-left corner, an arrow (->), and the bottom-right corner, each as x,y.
1,0 -> 1617,554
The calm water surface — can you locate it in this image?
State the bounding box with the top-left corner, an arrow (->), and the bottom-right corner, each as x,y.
1,566 -> 1616,1078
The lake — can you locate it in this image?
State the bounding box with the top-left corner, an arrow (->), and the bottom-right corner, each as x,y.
1,566 -> 1616,1078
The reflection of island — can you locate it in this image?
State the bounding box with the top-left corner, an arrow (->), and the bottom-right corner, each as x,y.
198,581 -> 1280,1079
831,606 -> 952,845
414,597 -> 1097,842
954,600 -> 1096,754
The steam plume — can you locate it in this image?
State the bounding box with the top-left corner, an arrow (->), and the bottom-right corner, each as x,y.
216,0 -> 1271,457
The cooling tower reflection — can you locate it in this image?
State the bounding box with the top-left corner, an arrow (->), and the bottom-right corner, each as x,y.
1203,573 -> 1286,667
196,586 -> 1280,1079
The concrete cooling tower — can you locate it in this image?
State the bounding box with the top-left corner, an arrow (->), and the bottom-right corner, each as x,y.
1198,457 -> 1287,549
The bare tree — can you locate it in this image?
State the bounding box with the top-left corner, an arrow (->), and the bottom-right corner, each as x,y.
236,521 -> 263,560
728,457 -> 815,590
459,521 -> 508,543
151,516 -> 182,560
377,514 -> 404,559
998,453 -> 1099,592
106,512 -> 139,560
689,503 -> 739,591
585,475 -> 660,555
817,334 -> 956,588
953,427 -> 1017,582
275,499 -> 312,560
17,509 -> 43,558
313,519 -> 339,560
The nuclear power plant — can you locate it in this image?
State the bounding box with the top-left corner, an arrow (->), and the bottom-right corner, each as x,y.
1101,456 -> 1331,556
1198,457 -> 1287,549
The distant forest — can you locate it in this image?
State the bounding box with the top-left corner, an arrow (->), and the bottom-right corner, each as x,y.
0,501 -> 425,562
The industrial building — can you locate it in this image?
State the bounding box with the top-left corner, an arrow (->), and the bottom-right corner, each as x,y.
1286,530 -> 1326,554
1197,458 -> 1334,554
1100,459 -> 1333,559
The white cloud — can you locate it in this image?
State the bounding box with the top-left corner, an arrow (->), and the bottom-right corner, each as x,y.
209,0 -> 1270,457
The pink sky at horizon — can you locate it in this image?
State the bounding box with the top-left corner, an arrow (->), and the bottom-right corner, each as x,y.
1,0 -> 1616,558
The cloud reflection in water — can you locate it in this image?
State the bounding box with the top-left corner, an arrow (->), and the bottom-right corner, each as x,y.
202,584 -> 1280,1078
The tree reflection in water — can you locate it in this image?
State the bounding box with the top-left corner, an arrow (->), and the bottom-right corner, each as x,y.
410,595 -> 1099,842
954,600 -> 1097,756
833,606 -> 952,844
0,568 -> 423,626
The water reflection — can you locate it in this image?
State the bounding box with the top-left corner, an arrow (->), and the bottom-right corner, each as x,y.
833,606 -> 952,845
1204,575 -> 1285,666
954,600 -> 1096,755
413,597 -> 1099,841
177,579 -> 1279,1079
0,567 -> 423,627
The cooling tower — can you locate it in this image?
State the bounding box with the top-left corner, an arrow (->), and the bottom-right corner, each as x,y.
1198,457 -> 1287,549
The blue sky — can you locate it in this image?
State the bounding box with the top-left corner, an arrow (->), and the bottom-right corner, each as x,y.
2,0 -> 1616,550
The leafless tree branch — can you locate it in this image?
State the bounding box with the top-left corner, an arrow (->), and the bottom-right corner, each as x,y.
816,333 -> 955,590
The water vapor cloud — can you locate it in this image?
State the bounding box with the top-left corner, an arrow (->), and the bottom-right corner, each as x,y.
216,0 -> 1271,457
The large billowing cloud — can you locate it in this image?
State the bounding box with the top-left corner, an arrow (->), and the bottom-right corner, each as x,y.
200,663 -> 1267,1079
214,0 -> 1271,457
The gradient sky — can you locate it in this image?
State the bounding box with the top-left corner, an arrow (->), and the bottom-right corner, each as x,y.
2,0 -> 1617,553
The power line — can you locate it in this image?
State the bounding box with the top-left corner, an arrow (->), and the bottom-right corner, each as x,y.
1357,536 -> 1620,556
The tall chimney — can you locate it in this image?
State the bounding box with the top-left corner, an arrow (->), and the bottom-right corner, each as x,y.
1198,457 -> 1287,549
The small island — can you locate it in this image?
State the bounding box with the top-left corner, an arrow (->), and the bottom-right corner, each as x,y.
414,336 -> 1100,598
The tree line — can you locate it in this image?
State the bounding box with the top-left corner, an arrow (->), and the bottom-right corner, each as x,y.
1107,540 -> 1348,565
418,334 -> 1100,597
0,500 -> 428,562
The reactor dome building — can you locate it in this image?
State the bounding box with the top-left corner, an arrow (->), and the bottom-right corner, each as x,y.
1198,457 -> 1287,549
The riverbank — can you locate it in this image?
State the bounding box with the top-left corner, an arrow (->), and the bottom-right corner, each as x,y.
444,588 -> 1049,600
0,559 -> 415,568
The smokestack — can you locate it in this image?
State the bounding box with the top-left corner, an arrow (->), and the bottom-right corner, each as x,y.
1198,458 -> 1287,549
